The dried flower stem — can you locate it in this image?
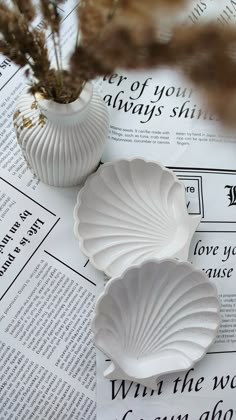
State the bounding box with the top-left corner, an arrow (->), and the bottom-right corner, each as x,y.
2,0 -> 236,127
12,0 -> 35,22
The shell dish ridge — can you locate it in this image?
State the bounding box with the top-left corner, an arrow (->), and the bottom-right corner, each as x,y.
92,259 -> 221,388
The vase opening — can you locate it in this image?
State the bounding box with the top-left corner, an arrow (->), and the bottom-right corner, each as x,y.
36,82 -> 93,124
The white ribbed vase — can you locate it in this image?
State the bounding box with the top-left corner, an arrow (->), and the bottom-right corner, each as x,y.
13,83 -> 109,187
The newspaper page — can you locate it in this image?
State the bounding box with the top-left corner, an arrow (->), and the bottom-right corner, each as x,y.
94,0 -> 236,170
96,167 -> 236,420
0,1 -> 105,418
1,0 -> 236,419
96,1 -> 236,419
97,65 -> 236,169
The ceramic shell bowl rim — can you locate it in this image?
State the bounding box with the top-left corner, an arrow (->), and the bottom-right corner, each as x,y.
73,157 -> 200,277
91,258 -> 221,383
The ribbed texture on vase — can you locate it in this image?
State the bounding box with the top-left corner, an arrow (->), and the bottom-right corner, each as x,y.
13,85 -> 109,187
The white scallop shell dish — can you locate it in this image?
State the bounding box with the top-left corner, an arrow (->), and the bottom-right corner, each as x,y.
74,159 -> 201,277
92,259 -> 221,390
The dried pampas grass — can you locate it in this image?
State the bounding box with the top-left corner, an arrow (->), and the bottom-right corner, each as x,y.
1,0 -> 236,126
72,2 -> 236,127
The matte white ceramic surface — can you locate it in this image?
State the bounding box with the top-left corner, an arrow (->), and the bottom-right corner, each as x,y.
92,259 -> 221,390
74,159 -> 201,277
13,83 -> 109,187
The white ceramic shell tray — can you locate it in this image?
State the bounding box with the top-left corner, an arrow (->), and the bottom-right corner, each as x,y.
92,259 -> 221,390
74,158 -> 201,278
